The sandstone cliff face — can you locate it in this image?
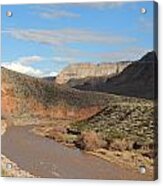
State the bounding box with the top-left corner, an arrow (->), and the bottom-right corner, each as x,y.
56,62 -> 130,84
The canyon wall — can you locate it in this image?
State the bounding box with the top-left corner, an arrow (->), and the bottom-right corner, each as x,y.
56,62 -> 130,84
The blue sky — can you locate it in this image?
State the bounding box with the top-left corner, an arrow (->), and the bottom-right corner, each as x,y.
1,1 -> 155,77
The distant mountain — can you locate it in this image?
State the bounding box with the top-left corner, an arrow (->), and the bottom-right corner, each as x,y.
71,51 -> 158,99
55,62 -> 130,84
42,76 -> 56,82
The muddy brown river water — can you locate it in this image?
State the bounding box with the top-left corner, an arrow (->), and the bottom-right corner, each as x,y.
2,125 -> 150,180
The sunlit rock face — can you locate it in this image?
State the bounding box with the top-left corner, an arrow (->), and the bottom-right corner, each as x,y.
55,62 -> 130,84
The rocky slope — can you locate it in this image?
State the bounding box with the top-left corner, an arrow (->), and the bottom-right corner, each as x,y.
1,67 -> 110,122
70,100 -> 156,149
56,62 -> 130,84
69,51 -> 158,99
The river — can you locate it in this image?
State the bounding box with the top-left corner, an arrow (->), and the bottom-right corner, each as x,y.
1,125 -> 149,180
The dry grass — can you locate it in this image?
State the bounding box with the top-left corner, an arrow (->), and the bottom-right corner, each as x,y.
88,148 -> 154,178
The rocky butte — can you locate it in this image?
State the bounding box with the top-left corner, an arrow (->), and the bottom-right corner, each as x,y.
55,62 -> 130,84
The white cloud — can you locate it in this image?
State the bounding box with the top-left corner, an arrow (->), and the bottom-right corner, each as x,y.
15,55 -> 43,65
81,2 -> 125,10
94,47 -> 151,62
39,10 -> 80,19
1,56 -> 58,77
6,28 -> 137,47
4,28 -> 139,64
35,2 -> 125,20
138,17 -> 153,33
2,62 -> 44,77
53,56 -> 75,62
32,2 -> 124,20
30,4 -> 80,19
53,46 -> 150,63
48,71 -> 58,77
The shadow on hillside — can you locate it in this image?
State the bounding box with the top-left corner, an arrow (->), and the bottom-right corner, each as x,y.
72,51 -> 158,100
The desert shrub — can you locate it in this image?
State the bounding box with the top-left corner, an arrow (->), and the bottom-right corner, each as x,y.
70,121 -> 91,132
107,139 -> 133,151
75,131 -> 106,151
142,150 -> 157,159
103,128 -> 126,141
46,130 -> 65,142
45,127 -> 77,144
64,134 -> 78,144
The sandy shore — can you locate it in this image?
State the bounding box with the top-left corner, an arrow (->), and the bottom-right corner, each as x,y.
1,155 -> 35,178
